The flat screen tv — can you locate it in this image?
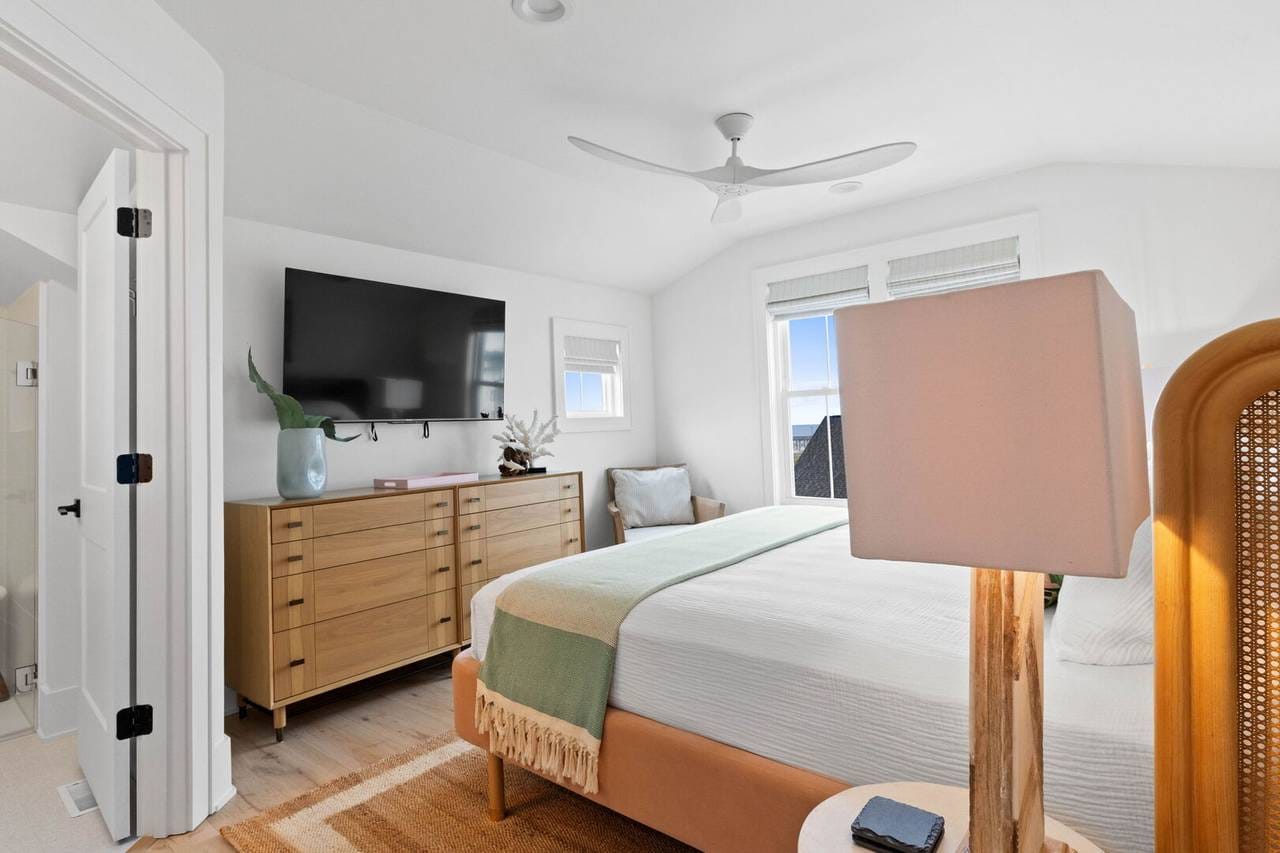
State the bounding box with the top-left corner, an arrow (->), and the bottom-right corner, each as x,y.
283,268 -> 505,422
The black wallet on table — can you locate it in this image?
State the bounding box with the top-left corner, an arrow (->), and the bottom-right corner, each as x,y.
850,795 -> 946,853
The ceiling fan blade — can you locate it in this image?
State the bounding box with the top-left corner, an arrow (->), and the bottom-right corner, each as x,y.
743,141 -> 917,188
710,195 -> 743,224
568,136 -> 714,185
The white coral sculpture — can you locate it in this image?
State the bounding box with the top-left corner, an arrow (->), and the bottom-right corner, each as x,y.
493,410 -> 561,474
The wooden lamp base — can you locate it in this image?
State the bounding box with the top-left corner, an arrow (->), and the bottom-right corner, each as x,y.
970,568 -> 1072,853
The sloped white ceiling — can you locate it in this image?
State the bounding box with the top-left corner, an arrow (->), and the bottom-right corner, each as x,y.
157,0 -> 1280,290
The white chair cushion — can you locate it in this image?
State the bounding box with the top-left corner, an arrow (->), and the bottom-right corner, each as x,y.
612,467 -> 695,529
1050,516 -> 1153,665
623,524 -> 694,544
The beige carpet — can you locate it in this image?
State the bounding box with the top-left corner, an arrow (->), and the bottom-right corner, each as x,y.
221,734 -> 693,852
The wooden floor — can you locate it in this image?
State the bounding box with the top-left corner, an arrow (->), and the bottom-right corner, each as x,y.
134,654 -> 458,851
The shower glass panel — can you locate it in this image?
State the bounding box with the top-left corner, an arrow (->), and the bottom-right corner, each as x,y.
0,312 -> 38,739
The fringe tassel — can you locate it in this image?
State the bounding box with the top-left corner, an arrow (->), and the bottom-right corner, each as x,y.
476,687 -> 600,794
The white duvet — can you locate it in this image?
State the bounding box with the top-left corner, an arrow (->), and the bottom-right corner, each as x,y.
471,509 -> 1152,853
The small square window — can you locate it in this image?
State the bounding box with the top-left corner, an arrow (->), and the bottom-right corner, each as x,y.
553,318 -> 630,432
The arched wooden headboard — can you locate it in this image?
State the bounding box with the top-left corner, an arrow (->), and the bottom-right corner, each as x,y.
1154,319 -> 1280,852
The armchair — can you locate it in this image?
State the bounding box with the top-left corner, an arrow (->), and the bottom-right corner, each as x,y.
606,463 -> 727,545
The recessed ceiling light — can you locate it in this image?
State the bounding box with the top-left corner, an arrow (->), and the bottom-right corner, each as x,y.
511,0 -> 569,24
829,181 -> 863,194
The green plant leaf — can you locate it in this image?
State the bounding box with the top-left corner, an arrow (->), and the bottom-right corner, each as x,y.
303,413 -> 358,442
247,348 -> 307,429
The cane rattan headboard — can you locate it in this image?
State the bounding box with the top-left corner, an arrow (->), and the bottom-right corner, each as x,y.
1154,319 -> 1280,852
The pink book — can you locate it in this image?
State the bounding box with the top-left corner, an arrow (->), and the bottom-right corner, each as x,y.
373,472 -> 481,490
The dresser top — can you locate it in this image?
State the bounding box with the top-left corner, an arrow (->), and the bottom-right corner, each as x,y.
227,470 -> 583,509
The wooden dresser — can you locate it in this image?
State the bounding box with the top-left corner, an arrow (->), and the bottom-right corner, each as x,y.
225,471 -> 584,740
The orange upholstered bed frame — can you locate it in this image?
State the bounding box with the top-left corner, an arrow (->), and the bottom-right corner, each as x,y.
451,651 -> 845,853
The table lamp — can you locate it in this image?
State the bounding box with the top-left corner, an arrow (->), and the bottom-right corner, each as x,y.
834,270 -> 1149,852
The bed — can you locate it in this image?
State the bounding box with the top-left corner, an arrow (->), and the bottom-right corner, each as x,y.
458,509 -> 1153,852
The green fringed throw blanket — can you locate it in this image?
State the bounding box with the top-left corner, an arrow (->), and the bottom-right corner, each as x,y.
475,505 -> 848,793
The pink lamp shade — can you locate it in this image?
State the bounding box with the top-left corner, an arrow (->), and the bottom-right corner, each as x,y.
834,270 -> 1149,578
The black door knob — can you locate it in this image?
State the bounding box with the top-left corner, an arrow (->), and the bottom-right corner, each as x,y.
57,499 -> 81,518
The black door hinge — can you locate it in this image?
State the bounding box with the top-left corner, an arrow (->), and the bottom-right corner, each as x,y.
116,207 -> 153,239
115,705 -> 153,740
116,453 -> 153,485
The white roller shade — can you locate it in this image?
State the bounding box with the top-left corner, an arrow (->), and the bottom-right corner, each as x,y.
767,266 -> 870,315
564,335 -> 620,374
887,236 -> 1020,299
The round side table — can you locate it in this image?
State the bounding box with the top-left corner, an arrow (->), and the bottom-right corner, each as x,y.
797,782 -> 1101,853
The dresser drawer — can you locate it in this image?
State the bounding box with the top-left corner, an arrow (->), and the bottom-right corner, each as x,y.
555,475 -> 580,500
561,522 -> 584,556
311,493 -> 424,538
273,626 -> 316,701
426,544 -> 456,594
312,551 -> 428,622
484,500 -> 562,538
459,539 -> 487,585
424,490 -> 454,519
270,507 -> 313,543
427,589 -> 458,649
312,522 -> 426,570
458,485 -> 485,514
459,580 -> 490,643
458,513 -> 486,542
487,524 -> 564,577
427,516 -> 455,548
313,596 -> 433,687
483,477 -> 561,511
559,497 -> 581,524
271,540 -> 313,578
272,572 -> 315,631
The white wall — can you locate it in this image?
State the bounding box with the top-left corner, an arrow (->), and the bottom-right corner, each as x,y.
653,163 -> 1280,511
224,217 -> 657,549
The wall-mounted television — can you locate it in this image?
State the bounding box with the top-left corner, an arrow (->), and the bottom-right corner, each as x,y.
283,268 -> 506,422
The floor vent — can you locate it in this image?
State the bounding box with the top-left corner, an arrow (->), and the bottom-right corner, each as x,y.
57,779 -> 99,818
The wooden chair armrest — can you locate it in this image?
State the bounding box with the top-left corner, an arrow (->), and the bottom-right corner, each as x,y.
607,501 -> 626,545
692,495 -> 727,524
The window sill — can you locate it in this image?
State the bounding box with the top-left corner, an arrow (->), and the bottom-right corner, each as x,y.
559,414 -> 632,433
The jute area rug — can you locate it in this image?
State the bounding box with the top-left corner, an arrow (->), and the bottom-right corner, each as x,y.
221,734 -> 695,852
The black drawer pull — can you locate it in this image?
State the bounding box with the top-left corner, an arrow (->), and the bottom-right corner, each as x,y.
563,484 -> 572,490
564,508 -> 572,514
435,529 -> 448,536
437,566 -> 451,573
286,520 -> 303,529
567,537 -> 579,544
467,524 -> 481,531
470,559 -> 483,566
288,597 -> 305,607
287,554 -> 304,563
435,501 -> 448,508
439,616 -> 452,624
466,497 -> 481,503
289,658 -> 306,667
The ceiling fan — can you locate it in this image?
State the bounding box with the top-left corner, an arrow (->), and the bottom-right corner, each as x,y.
569,112 -> 916,224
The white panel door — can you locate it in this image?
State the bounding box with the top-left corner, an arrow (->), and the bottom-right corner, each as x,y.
76,149 -> 134,841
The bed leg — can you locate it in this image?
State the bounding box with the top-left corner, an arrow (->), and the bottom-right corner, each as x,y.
487,752 -> 506,821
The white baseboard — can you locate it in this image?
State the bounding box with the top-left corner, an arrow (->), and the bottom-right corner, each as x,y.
37,682 -> 77,739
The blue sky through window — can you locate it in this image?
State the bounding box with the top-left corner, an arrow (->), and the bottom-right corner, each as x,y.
564,371 -> 605,413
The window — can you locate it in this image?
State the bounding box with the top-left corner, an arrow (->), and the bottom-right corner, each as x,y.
553,318 -> 630,432
759,218 -> 1036,504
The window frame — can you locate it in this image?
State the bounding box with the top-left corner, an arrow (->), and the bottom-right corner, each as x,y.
752,213 -> 1042,506
552,317 -> 632,432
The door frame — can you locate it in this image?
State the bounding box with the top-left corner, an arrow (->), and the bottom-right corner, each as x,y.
0,0 -> 229,837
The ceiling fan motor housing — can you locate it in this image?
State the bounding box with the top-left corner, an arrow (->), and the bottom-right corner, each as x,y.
715,112 -> 754,141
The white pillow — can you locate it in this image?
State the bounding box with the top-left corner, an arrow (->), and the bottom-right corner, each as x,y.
612,467 -> 695,529
1051,516 -> 1153,666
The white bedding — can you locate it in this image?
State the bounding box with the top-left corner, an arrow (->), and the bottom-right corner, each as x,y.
471,509 -> 1153,853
